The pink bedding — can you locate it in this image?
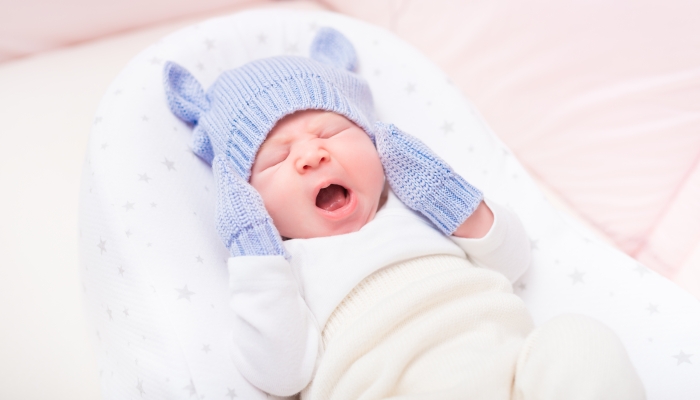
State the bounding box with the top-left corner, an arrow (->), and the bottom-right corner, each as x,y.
3,0 -> 698,296
321,0 -> 700,296
0,0 -> 269,62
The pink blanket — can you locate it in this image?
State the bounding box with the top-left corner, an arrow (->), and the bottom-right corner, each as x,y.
323,0 -> 700,297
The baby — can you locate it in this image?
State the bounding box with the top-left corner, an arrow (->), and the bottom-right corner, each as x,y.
164,28 -> 644,399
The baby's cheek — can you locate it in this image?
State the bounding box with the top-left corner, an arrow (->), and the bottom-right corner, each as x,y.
361,152 -> 385,185
264,186 -> 311,238
347,140 -> 382,174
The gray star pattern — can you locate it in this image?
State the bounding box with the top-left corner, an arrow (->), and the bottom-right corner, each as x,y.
176,285 -> 195,301
568,269 -> 585,284
530,239 -> 539,250
138,173 -> 151,183
141,115 -> 149,122
123,308 -> 129,317
118,266 -> 125,276
405,83 -> 416,94
97,239 -> 107,254
150,57 -> 161,65
106,307 -> 113,320
646,304 -> 659,315
196,255 -> 204,263
226,388 -> 238,399
673,351 -> 693,365
286,43 -> 299,53
125,230 -> 133,238
634,263 -> 650,277
440,122 -> 453,134
257,34 -> 267,44
204,39 -> 215,50
184,379 -> 197,396
101,143 -> 108,150
202,344 -> 211,353
162,158 -> 176,171
123,202 -> 135,211
137,378 -> 145,396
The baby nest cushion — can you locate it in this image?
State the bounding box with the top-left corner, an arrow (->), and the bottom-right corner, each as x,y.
79,9 -> 700,400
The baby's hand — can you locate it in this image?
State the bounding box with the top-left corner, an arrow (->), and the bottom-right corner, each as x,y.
374,122 -> 483,235
213,156 -> 287,258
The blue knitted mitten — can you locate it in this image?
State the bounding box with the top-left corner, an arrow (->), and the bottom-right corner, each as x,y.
374,122 -> 484,235
213,156 -> 287,258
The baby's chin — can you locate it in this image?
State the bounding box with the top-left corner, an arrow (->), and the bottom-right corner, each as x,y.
280,217 -> 370,240
280,204 -> 382,240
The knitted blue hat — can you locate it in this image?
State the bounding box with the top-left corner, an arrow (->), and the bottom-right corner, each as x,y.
163,27 -> 376,181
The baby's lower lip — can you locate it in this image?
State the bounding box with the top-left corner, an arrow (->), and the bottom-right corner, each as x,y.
316,189 -> 356,221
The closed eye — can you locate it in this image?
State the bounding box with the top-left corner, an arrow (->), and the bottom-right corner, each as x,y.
320,127 -> 350,139
267,150 -> 289,167
256,148 -> 289,171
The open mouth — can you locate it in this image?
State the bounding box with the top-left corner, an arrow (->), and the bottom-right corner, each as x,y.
315,184 -> 349,212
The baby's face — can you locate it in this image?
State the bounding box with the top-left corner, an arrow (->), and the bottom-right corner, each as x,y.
250,110 -> 385,239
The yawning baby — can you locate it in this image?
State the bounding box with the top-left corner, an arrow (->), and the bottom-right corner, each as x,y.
164,27 -> 645,400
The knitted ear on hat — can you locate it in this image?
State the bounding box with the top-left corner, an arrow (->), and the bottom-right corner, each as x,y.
310,27 -> 358,72
163,61 -> 215,164
163,62 -> 210,123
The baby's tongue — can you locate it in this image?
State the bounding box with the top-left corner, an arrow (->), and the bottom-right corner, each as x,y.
316,184 -> 348,212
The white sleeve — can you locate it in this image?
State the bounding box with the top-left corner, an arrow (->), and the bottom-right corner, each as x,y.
450,199 -> 532,283
228,255 -> 321,396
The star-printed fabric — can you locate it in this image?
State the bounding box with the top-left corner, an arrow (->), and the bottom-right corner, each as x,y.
79,9 -> 700,400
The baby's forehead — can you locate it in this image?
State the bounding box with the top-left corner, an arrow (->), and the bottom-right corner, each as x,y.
263,110 -> 354,144
279,110 -> 344,130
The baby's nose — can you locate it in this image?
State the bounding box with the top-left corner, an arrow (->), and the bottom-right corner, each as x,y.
295,144 -> 330,172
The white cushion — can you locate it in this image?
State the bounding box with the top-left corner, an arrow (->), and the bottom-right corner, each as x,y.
79,9 -> 700,399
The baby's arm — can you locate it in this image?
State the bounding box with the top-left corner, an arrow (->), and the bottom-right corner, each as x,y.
214,156 -> 319,396
373,123 -> 529,282
451,199 -> 531,283
451,201 -> 494,239
228,256 -> 320,396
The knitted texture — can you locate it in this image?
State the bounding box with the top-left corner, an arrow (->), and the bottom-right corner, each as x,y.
163,27 -> 375,181
374,122 -> 484,235
321,255 -> 464,347
310,27 -> 358,72
213,156 -> 287,258
303,256 -> 528,399
163,62 -> 210,124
